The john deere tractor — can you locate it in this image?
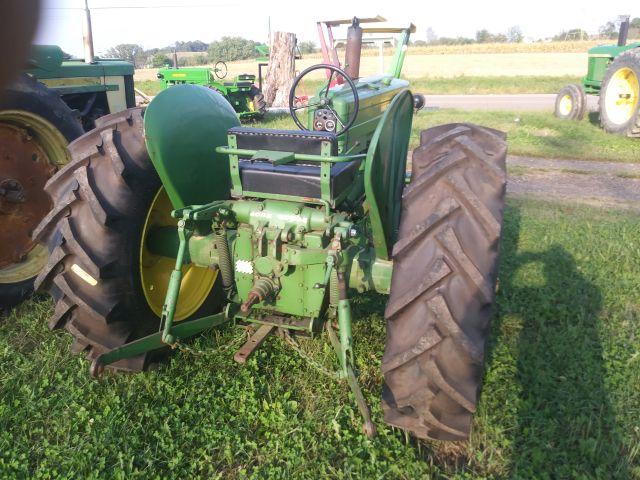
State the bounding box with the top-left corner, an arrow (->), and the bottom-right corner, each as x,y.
34,18 -> 507,440
0,45 -> 135,309
157,61 -> 266,120
555,16 -> 640,136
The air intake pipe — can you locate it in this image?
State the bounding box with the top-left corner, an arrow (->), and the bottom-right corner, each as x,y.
618,15 -> 630,47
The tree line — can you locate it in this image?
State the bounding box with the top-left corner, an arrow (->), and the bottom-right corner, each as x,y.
104,17 -> 640,68
104,37 -> 318,68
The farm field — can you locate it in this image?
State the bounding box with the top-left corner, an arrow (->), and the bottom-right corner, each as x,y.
136,75 -> 583,97
1,199 -> 638,478
135,52 -> 588,82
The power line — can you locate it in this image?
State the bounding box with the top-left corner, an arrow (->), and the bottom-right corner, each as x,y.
43,3 -> 236,10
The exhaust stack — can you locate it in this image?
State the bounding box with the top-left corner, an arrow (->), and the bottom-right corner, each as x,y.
618,15 -> 630,47
82,0 -> 94,63
344,17 -> 363,79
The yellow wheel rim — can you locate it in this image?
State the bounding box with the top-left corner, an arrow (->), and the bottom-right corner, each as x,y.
558,94 -> 573,116
139,187 -> 217,320
604,67 -> 640,125
0,110 -> 71,284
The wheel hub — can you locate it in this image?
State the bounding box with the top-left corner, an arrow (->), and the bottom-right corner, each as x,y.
0,123 -> 56,270
605,67 -> 639,125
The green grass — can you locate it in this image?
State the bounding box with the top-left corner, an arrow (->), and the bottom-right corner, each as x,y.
409,75 -> 581,95
134,76 -> 581,98
259,110 -> 640,163
1,199 -> 639,478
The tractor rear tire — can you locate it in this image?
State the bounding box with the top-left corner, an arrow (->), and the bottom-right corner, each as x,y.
599,49 -> 640,137
382,123 -> 507,441
33,107 -> 222,371
554,84 -> 586,121
249,86 -> 267,117
0,74 -> 83,309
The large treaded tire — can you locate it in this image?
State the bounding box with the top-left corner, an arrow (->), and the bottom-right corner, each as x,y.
599,48 -> 640,137
32,108 -> 164,371
0,74 -> 83,309
382,123 -> 507,441
554,84 -> 586,121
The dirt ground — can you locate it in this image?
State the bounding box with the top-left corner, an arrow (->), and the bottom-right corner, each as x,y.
507,156 -> 640,210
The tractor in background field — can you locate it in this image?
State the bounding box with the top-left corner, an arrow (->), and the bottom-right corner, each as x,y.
34,17 -> 507,441
555,15 -> 640,136
0,44 -> 136,310
157,60 -> 266,120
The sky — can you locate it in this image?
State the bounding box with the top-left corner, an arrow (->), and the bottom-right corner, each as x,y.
36,0 -> 639,57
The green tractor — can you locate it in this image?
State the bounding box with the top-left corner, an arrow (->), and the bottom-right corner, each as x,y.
0,44 -> 135,310
34,18 -> 507,440
157,61 -> 267,120
555,16 -> 640,136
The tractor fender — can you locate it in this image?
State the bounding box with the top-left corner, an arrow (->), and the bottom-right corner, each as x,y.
144,84 -> 240,209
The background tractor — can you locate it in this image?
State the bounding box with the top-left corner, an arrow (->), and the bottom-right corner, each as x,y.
157,61 -> 267,120
0,44 -> 135,310
34,17 -> 507,440
555,15 -> 640,136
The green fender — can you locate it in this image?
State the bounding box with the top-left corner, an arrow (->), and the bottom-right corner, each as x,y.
363,89 -> 414,260
144,84 -> 240,209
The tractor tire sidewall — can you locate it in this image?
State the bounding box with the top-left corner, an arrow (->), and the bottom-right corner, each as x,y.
0,74 -> 84,308
33,108 -> 223,370
382,123 -> 507,441
554,84 -> 586,121
599,49 -> 640,136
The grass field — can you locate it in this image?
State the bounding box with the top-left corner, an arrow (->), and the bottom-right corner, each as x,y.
258,110 -> 640,163
136,75 -> 582,97
135,52 -> 588,83
1,199 -> 638,478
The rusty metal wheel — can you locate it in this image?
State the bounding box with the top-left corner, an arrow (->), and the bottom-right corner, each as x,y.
0,74 -> 83,308
382,123 -> 507,441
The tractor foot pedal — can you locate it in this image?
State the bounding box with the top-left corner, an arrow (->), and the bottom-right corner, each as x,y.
234,324 -> 275,364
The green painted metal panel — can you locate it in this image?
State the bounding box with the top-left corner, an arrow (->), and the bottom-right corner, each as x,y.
363,89 -> 414,260
584,44 -> 640,90
144,85 -> 240,209
27,45 -> 134,78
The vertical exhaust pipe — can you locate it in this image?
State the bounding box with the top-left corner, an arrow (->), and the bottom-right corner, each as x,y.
618,15 -> 630,47
173,50 -> 178,68
82,0 -> 94,63
344,17 -> 363,79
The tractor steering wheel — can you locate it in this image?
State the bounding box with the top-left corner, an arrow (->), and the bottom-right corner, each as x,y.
289,64 -> 359,137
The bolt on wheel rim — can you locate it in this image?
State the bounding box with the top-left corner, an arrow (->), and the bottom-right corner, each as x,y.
139,186 -> 217,320
0,111 -> 70,284
605,67 -> 639,125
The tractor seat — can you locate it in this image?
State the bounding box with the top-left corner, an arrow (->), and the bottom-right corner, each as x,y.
228,126 -> 360,199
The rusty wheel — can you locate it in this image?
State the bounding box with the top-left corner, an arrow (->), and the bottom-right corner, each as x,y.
0,74 -> 83,308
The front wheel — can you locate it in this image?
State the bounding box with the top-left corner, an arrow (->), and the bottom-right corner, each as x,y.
554,84 -> 586,121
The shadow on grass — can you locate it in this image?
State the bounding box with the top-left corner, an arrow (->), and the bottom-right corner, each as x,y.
490,204 -> 628,478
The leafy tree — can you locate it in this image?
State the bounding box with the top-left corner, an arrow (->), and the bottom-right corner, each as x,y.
552,28 -> 589,41
475,29 -> 507,43
105,43 -> 146,68
151,53 -> 171,68
174,40 -> 209,52
507,26 -> 524,43
298,41 -> 317,54
207,36 -> 260,62
412,40 -> 428,47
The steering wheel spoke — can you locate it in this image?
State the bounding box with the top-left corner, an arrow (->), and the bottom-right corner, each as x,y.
288,64 -> 359,137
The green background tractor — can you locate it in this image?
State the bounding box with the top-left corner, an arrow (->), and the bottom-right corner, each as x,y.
34,18 -> 507,441
555,16 -> 640,136
0,45 -> 135,310
157,62 -> 267,120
